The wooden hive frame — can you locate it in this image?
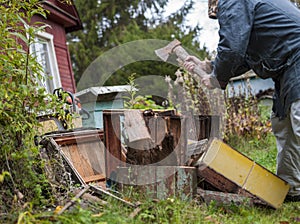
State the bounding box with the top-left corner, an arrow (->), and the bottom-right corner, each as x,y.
44,129 -> 106,185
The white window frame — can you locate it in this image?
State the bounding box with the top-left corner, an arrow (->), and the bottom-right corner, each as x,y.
30,31 -> 62,94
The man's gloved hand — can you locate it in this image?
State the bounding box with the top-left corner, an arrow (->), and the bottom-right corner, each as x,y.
183,56 -> 219,89
183,56 -> 212,74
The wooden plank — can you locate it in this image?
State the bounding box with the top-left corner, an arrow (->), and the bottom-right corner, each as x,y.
135,166 -> 157,198
147,116 -> 167,145
83,174 -> 105,183
116,166 -> 197,200
116,165 -> 157,194
89,184 -> 136,207
156,166 -> 176,199
64,144 -> 84,177
184,113 -> 198,141
104,112 -> 123,180
197,188 -> 254,207
76,143 -> 96,178
57,186 -> 90,215
176,166 -> 197,200
68,144 -> 93,178
86,141 -> 105,175
210,116 -> 220,138
115,167 -> 133,191
169,116 -> 185,166
124,110 -> 154,150
54,132 -> 104,145
61,145 -> 72,160
197,166 -> 241,193
79,141 -> 105,175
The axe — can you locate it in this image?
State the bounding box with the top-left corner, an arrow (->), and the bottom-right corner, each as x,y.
155,39 -> 208,79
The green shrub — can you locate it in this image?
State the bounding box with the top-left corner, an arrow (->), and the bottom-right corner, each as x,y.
0,0 -> 71,216
123,74 -> 166,110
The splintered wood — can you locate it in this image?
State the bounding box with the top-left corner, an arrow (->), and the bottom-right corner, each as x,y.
124,110 -> 177,166
124,110 -> 153,144
103,109 -> 214,200
39,109 -> 289,209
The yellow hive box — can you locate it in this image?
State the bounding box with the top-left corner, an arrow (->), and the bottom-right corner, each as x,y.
198,138 -> 290,209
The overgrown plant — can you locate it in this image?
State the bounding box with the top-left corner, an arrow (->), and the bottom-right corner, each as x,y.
0,0 -> 72,216
165,69 -> 270,142
166,69 -> 223,116
224,78 -> 272,142
123,74 -> 166,110
174,69 -> 212,114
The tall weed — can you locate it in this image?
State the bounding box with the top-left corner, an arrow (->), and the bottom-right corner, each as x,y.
224,79 -> 272,142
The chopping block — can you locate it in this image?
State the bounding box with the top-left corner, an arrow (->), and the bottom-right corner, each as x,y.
197,138 -> 290,209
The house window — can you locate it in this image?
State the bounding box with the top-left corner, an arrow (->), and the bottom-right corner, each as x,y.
31,32 -> 61,94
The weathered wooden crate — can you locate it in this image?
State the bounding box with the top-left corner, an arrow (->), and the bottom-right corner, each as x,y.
116,166 -> 197,200
102,109 -> 219,200
103,109 -> 219,181
44,129 -> 106,185
197,139 -> 290,209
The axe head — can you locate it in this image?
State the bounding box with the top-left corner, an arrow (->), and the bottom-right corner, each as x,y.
155,39 -> 182,61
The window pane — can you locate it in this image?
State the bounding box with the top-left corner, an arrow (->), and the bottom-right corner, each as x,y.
32,37 -> 55,93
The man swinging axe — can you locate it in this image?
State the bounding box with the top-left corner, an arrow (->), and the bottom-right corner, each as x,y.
182,0 -> 300,202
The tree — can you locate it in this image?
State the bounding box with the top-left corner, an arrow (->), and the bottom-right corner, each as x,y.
68,0 -> 210,90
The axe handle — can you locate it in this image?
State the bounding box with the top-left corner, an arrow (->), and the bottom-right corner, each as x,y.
173,46 -> 208,79
193,64 -> 209,79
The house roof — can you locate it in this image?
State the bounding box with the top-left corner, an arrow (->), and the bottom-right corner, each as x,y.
41,0 -> 82,32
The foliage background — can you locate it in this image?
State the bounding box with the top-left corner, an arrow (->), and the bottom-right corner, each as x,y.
67,0 -> 210,89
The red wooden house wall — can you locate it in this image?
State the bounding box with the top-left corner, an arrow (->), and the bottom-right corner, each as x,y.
31,0 -> 82,93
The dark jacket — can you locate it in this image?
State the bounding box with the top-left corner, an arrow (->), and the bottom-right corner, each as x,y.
213,0 -> 300,118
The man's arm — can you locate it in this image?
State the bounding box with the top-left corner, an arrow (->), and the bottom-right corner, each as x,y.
212,0 -> 254,89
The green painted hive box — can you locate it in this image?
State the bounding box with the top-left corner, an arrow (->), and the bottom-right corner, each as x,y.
75,85 -> 132,129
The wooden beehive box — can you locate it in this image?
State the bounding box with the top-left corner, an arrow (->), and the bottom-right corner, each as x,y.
197,139 -> 290,209
75,85 -> 132,129
103,109 -> 219,181
102,109 -> 219,199
116,166 -> 197,200
44,129 -> 106,185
